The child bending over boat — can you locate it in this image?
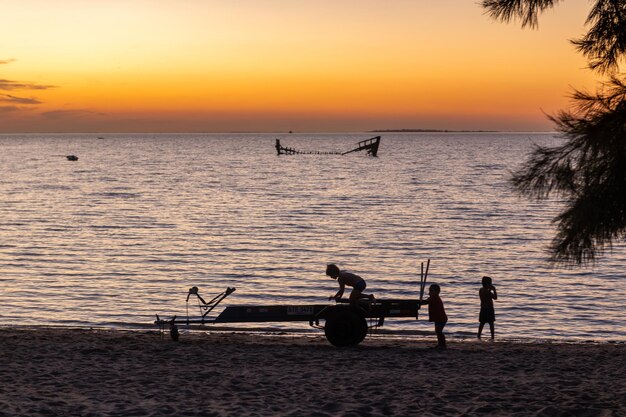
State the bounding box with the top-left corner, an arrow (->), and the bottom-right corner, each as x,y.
326,264 -> 375,306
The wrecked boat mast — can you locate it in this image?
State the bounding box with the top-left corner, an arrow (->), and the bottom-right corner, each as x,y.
275,136 -> 381,157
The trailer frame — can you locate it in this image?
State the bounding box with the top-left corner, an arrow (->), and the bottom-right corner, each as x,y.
156,260 -> 430,346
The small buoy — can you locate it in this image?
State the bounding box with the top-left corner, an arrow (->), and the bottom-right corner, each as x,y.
66,155 -> 78,161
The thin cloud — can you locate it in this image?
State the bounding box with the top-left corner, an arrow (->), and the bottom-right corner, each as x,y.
0,79 -> 55,91
41,109 -> 99,119
1,59 -> 54,119
0,105 -> 20,113
0,94 -> 42,105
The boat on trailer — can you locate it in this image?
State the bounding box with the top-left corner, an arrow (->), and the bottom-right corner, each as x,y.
156,260 -> 430,346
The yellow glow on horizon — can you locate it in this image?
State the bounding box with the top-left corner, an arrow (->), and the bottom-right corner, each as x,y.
0,0 -> 603,132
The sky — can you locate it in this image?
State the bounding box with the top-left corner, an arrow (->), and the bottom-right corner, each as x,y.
0,0 -> 602,133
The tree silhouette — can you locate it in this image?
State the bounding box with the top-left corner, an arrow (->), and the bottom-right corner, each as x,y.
482,0 -> 626,264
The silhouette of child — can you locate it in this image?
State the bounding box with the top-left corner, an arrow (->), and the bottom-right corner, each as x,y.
478,276 -> 498,340
326,264 -> 374,306
421,283 -> 448,349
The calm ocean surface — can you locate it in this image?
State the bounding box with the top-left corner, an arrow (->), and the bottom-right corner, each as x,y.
1,133 -> 624,341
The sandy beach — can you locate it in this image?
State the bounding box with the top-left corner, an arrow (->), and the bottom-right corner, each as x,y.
0,328 -> 624,416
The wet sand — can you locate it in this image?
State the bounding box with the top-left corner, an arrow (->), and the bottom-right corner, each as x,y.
0,328 -> 624,416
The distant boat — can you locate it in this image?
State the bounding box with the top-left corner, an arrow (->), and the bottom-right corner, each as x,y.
66,155 -> 78,161
275,136 -> 381,157
97,136 -> 105,139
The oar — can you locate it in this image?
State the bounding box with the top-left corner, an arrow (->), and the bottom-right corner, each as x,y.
417,261 -> 425,320
419,262 -> 425,300
423,259 -> 430,293
417,259 -> 431,319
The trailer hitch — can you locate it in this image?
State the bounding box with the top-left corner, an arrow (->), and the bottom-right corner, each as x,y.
156,287 -> 237,341
186,286 -> 236,323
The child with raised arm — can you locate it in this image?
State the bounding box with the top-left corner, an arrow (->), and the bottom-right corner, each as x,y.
326,264 -> 374,306
421,283 -> 448,349
478,276 -> 498,340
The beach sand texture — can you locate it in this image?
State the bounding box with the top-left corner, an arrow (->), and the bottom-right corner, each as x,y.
0,328 -> 624,416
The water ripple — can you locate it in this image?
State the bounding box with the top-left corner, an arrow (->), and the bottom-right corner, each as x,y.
0,133 -> 625,341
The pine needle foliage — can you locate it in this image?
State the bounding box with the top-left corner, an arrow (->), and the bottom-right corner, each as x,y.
481,0 -> 561,29
482,0 -> 626,72
572,0 -> 626,73
512,78 -> 626,264
482,0 -> 626,264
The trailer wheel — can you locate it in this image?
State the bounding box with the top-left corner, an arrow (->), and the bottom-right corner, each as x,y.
324,307 -> 368,347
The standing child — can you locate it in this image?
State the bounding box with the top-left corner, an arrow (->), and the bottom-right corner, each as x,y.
421,283 -> 448,349
478,276 -> 498,340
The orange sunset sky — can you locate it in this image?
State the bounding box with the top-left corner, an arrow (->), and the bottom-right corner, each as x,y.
0,0 -> 600,133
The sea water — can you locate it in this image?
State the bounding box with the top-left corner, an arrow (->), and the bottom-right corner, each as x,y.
1,132 -> 624,341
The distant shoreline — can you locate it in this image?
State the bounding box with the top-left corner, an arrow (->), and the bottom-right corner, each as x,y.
373,129 -> 497,133
370,129 -> 557,133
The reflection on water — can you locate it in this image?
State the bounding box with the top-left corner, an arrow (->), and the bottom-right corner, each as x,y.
1,133 -> 625,341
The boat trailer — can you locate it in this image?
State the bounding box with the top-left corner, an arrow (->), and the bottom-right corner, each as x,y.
156,260 -> 430,347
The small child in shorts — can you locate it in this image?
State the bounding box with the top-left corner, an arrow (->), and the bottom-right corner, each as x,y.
478,276 -> 498,340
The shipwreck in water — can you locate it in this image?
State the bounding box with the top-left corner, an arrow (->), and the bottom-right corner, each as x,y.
275,136 -> 381,157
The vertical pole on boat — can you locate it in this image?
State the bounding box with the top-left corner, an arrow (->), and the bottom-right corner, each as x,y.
417,262 -> 424,320
422,259 -> 430,297
417,259 -> 430,320
420,262 -> 424,298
